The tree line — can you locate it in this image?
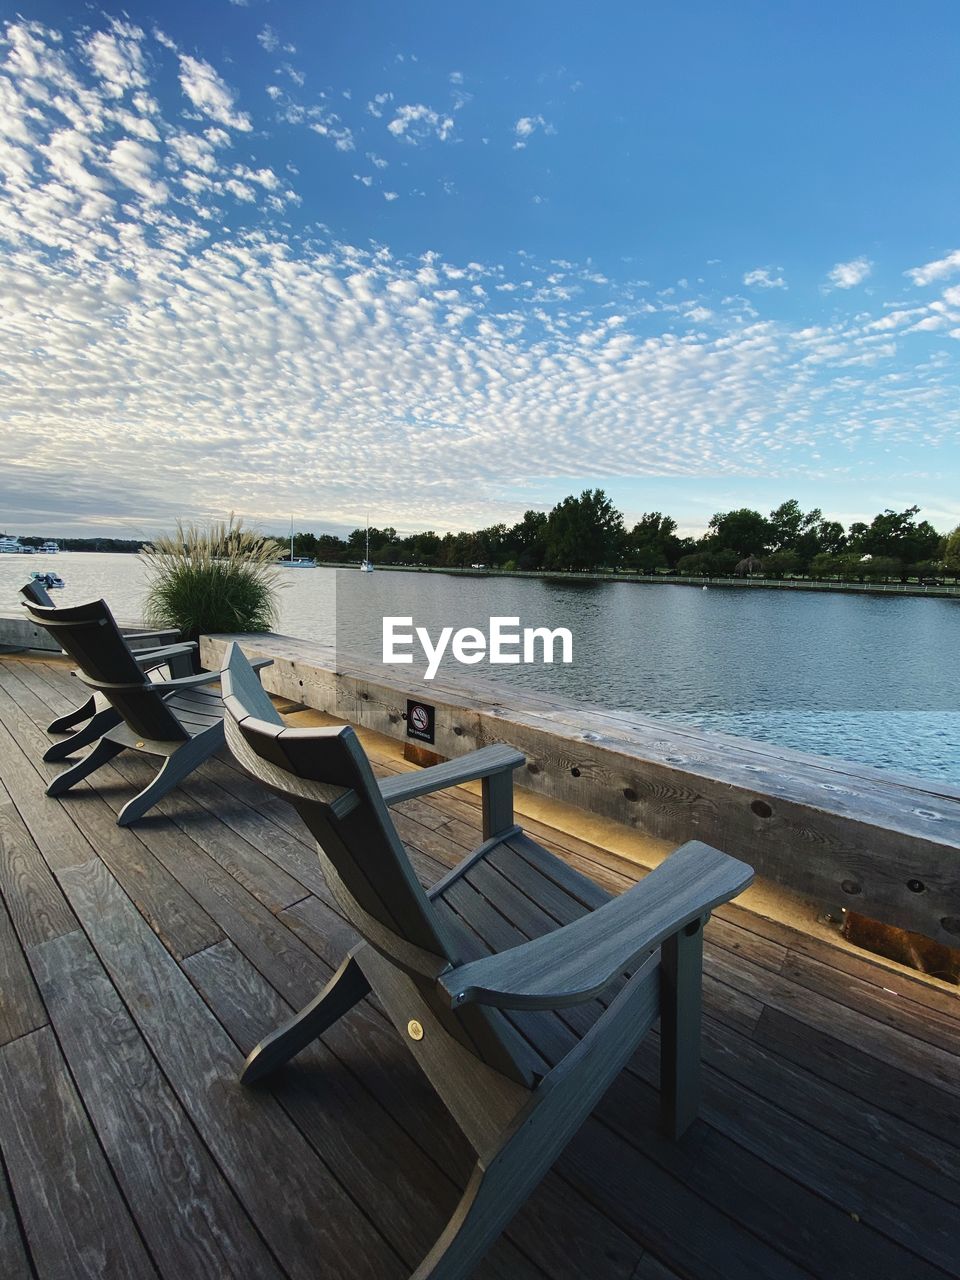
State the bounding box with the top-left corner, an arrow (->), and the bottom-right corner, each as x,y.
11,494 -> 957,583
283,493 -> 960,583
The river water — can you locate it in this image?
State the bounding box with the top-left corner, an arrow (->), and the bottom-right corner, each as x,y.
4,552 -> 958,783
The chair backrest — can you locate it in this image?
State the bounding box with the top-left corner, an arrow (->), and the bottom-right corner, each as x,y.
221,642 -> 532,1085
21,579 -> 54,607
21,597 -> 186,743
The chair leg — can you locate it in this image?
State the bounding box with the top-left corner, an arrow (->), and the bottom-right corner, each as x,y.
116,725 -> 224,827
43,707 -> 122,763
659,917 -> 704,1140
46,738 -> 125,796
241,954 -> 370,1084
47,694 -> 97,735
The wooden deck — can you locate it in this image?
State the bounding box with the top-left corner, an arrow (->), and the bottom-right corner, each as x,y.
0,653 -> 958,1280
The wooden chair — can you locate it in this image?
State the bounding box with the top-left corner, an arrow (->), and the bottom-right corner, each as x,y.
220,642 -> 754,1280
20,579 -> 194,747
21,599 -> 271,826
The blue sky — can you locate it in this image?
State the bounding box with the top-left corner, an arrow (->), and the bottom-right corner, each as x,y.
2,2 -> 959,539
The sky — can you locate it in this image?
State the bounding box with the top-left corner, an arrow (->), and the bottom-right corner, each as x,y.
1,2 -> 960,541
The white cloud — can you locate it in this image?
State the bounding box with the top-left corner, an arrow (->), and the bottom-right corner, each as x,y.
308,116 -> 354,151
827,257 -> 872,289
384,190 -> 399,201
743,267 -> 786,290
108,138 -> 168,203
906,249 -> 960,287
387,104 -> 454,143
169,131 -> 218,173
513,114 -> 552,149
84,26 -> 147,97
224,177 -> 255,202
178,55 -> 252,132
367,92 -> 392,119
258,26 -> 296,56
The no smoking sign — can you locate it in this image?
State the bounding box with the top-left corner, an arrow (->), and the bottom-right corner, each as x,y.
406,699 -> 436,744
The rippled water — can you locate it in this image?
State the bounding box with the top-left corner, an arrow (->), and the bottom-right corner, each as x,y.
4,553 -> 958,782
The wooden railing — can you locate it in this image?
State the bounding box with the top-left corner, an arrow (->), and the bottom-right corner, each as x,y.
200,632 -> 960,948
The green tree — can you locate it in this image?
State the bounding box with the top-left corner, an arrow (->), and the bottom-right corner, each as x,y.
762,549 -> 802,578
849,506 -> 940,563
813,519 -> 847,556
941,525 -> 960,576
624,512 -> 681,571
768,500 -> 821,550
543,489 -> 624,570
706,508 -> 772,557
509,510 -> 549,570
677,548 -> 739,576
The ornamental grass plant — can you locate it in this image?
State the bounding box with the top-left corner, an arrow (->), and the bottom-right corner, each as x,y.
142,515 -> 283,644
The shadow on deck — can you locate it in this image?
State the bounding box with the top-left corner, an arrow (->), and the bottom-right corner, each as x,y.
0,653 -> 957,1280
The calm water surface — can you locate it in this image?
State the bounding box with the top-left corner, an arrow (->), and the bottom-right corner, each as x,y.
4,553 -> 958,782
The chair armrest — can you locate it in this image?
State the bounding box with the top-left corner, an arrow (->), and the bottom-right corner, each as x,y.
133,642 -> 197,668
438,841 -> 754,1011
379,744 -> 525,806
159,657 -> 273,692
125,629 -> 180,647
76,658 -> 272,694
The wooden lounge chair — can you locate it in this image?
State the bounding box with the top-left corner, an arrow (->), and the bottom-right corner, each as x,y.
20,578 -> 194,745
220,641 -> 754,1280
21,598 -> 272,826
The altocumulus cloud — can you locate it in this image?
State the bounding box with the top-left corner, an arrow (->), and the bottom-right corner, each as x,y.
1,17 -> 960,535
827,257 -> 872,289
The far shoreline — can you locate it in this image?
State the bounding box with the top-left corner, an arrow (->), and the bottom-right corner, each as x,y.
311,561 -> 960,599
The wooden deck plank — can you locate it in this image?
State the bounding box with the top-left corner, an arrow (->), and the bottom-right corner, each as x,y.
0,891 -> 46,1046
0,706 -> 100,874
593,1064 -> 951,1280
30,929 -> 287,1280
698,1010 -> 960,1204
0,671 -> 224,960
0,779 -> 77,948
85,759 -> 332,1011
754,1006 -> 960,1149
780,948 -> 960,1053
56,856 -> 404,1280
615,1031 -> 960,1275
706,944 -> 960,1098
0,1136 -> 31,1280
184,941 -> 565,1279
108,752 -> 307,915
0,1026 -> 159,1280
721,899 -> 960,1019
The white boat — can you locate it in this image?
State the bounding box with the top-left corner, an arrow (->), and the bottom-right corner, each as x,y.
360,518 -> 374,572
0,536 -> 25,553
39,540 -> 60,554
31,571 -> 65,589
277,519 -> 316,568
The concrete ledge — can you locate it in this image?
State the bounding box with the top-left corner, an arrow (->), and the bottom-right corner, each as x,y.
0,612 -> 177,654
201,631 -> 960,947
